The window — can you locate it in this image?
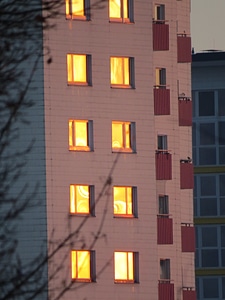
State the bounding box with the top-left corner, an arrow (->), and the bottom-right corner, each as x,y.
65,0 -> 90,20
114,251 -> 138,283
194,174 -> 225,217
109,0 -> 133,22
195,225 -> 225,268
160,259 -> 170,281
157,135 -> 168,151
155,68 -> 166,88
112,121 -> 136,152
110,57 -> 135,88
196,276 -> 225,300
158,195 -> 169,215
154,4 -> 165,23
113,186 -> 137,217
67,54 -> 91,85
70,185 -> 94,215
71,250 -> 95,281
69,120 -> 93,151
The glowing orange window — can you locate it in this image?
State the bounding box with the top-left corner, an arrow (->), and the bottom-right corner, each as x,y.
110,57 -> 134,88
109,0 -> 133,22
114,251 -> 138,282
69,120 -> 93,151
70,185 -> 94,214
67,54 -> 91,85
71,250 -> 94,281
113,186 -> 137,217
66,0 -> 89,19
112,121 -> 135,152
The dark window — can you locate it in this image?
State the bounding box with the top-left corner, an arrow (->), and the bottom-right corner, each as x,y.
159,195 -> 169,215
199,123 -> 215,145
200,198 -> 217,216
199,148 -> 216,165
158,135 -> 168,150
218,90 -> 225,116
203,278 -> 219,298
219,122 -> 225,145
200,176 -> 216,196
199,91 -> 215,116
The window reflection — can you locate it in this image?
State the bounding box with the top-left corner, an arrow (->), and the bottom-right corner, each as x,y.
67,54 -> 87,83
112,121 -> 131,150
114,252 -> 133,281
109,0 -> 129,20
110,57 -> 129,86
114,186 -> 132,215
69,120 -> 89,151
71,250 -> 90,280
66,0 -> 85,18
70,185 -> 89,213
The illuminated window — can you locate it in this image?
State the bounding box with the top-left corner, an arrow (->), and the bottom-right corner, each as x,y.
114,251 -> 138,283
109,0 -> 133,22
112,121 -> 136,152
160,259 -> 170,281
71,250 -> 95,281
69,120 -> 93,151
70,185 -> 94,215
110,57 -> 134,88
113,186 -> 137,217
155,68 -> 166,89
157,135 -> 168,151
67,54 -> 91,85
154,4 -> 165,23
65,0 -> 90,20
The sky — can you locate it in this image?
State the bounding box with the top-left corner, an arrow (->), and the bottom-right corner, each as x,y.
191,0 -> 225,53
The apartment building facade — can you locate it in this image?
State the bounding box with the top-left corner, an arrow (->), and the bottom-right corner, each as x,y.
12,1 -> 195,299
192,51 -> 225,300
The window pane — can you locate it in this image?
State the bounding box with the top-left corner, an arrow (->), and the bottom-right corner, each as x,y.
219,147 -> 225,164
202,227 -> 217,247
202,250 -> 219,267
218,90 -> 225,116
200,176 -> 216,196
109,0 -> 121,18
71,250 -> 90,279
222,277 -> 225,298
124,123 -> 130,148
70,185 -> 89,213
200,198 -> 217,216
199,91 -> 215,116
219,122 -> 225,145
72,0 -> 84,16
203,278 -> 219,298
112,123 -> 123,148
192,123 -> 196,146
220,198 -> 225,215
114,252 -> 134,280
73,55 -> 86,82
199,123 -> 215,145
113,187 -> 132,215
221,226 -> 225,247
123,0 -> 128,18
220,175 -> 225,196
75,121 -> 88,146
110,57 -> 129,85
199,148 -> 216,165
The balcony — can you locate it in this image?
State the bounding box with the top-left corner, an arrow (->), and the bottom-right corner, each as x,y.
181,224 -> 195,252
180,160 -> 194,189
177,34 -> 192,63
154,88 -> 170,115
183,288 -> 197,300
156,151 -> 172,180
158,281 -> 174,300
178,96 -> 192,126
153,22 -> 169,51
157,216 -> 173,244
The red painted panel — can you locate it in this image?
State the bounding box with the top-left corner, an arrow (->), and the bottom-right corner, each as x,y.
179,100 -> 192,126
156,152 -> 172,180
183,290 -> 197,300
177,36 -> 192,63
181,225 -> 195,252
158,283 -> 174,300
154,88 -> 170,115
157,217 -> 173,244
180,163 -> 194,189
153,23 -> 169,51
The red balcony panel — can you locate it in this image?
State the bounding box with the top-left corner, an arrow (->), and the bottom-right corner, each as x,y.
154,88 -> 170,115
181,225 -> 195,252
179,99 -> 192,126
183,290 -> 197,300
153,23 -> 169,51
156,152 -> 172,180
177,36 -> 192,63
157,217 -> 173,244
180,162 -> 194,189
158,282 -> 174,300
